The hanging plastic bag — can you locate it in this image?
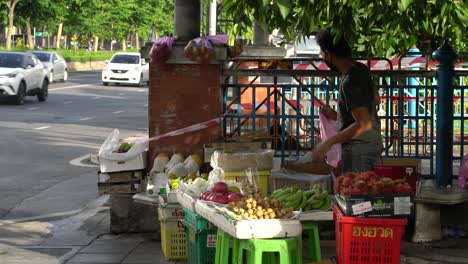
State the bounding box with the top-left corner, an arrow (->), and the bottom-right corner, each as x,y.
228,38 -> 244,58
184,35 -> 228,63
98,129 -> 148,161
150,153 -> 169,173
319,111 -> 342,168
459,154 -> 468,190
150,36 -> 175,64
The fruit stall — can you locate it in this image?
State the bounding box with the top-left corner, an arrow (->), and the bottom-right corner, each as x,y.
96,131 -> 416,264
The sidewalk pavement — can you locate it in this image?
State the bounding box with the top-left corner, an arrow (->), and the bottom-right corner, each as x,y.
1,196 -> 468,264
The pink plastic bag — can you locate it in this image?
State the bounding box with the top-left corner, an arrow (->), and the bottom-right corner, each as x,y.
459,154 -> 468,190
150,36 -> 175,64
319,111 -> 342,168
184,35 -> 228,63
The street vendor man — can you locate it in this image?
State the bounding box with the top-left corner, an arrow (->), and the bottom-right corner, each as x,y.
312,28 -> 383,173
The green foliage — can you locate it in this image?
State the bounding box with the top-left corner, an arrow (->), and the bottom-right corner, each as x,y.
221,0 -> 468,57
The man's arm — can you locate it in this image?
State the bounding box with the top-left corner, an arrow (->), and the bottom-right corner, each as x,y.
324,106 -> 373,146
312,106 -> 373,160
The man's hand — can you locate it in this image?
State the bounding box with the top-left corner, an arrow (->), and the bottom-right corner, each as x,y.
312,141 -> 331,161
320,107 -> 337,121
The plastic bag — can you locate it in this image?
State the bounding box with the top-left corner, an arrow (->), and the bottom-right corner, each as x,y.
459,154 -> 468,190
184,154 -> 203,175
150,36 -> 175,64
319,111 -> 342,168
228,38 -> 244,58
184,35 -> 228,63
150,153 -> 169,173
147,172 -> 167,196
240,168 -> 262,196
98,129 -> 148,161
164,153 -> 184,172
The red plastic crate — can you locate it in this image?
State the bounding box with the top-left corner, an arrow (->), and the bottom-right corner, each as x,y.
333,204 -> 407,264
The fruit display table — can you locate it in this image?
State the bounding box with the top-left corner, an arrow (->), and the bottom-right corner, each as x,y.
194,200 -> 302,239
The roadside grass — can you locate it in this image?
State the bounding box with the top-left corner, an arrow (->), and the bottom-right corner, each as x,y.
0,46 -> 140,62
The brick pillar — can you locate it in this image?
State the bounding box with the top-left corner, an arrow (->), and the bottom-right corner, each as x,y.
148,62 -> 222,165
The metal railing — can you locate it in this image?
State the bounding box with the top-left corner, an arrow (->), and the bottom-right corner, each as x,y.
221,57 -> 467,177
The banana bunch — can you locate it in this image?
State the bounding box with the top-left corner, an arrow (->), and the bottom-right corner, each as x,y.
270,184 -> 331,211
169,178 -> 180,190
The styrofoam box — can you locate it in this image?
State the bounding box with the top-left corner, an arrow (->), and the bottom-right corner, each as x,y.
194,200 -> 302,239
99,152 -> 147,173
176,192 -> 197,212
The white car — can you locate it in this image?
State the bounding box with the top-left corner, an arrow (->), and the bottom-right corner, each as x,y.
102,52 -> 149,86
30,51 -> 68,83
0,52 -> 49,105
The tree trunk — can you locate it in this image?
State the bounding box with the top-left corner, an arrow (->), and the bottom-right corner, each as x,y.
41,26 -> 46,47
63,35 -> 67,49
56,22 -> 63,49
135,32 -> 140,50
100,38 -> 104,50
151,22 -> 157,41
26,17 -> 34,49
121,39 -> 126,51
110,40 -> 114,51
5,0 -> 19,50
93,36 -> 99,51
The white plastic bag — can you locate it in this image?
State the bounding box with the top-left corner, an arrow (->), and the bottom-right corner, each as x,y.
151,153 -> 169,173
98,129 -> 148,161
319,112 -> 342,168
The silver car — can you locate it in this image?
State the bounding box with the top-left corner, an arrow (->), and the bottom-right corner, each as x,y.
30,51 -> 68,83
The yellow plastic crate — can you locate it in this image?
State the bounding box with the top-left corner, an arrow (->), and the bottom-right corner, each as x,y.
223,171 -> 270,196
160,219 -> 187,260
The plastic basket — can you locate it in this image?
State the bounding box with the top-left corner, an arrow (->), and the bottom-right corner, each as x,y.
160,219 -> 187,260
223,171 -> 270,196
183,208 -> 211,231
333,204 -> 407,264
183,219 -> 217,264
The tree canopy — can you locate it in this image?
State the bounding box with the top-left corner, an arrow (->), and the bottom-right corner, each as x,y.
221,0 -> 468,57
1,0 -> 174,49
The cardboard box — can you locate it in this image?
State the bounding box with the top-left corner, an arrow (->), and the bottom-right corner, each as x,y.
99,152 -> 147,173
375,158 -> 420,191
203,141 -> 270,162
97,170 -> 144,184
284,161 -> 331,175
335,193 -> 414,218
98,181 -> 144,195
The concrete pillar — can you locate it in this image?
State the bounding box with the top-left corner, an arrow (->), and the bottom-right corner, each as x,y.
433,42 -> 458,187
174,0 -> 200,42
208,0 -> 217,36
253,20 -> 269,46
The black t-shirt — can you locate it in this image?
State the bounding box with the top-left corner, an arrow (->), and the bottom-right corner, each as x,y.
337,62 -> 381,144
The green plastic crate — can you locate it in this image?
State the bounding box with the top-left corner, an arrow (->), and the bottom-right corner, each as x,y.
182,207 -> 211,231
182,218 -> 217,264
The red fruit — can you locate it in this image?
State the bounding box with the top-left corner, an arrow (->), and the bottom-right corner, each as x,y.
334,184 -> 342,193
355,175 -> 366,183
200,191 -> 212,200
341,187 -> 351,195
343,177 -> 352,187
402,183 -> 413,193
212,182 -> 229,193
393,183 -> 404,194
370,185 -> 381,194
350,188 -> 362,195
208,193 -> 228,204
336,176 -> 345,185
344,172 -> 357,179
361,171 -> 376,181
353,180 -> 366,189
227,193 -> 243,203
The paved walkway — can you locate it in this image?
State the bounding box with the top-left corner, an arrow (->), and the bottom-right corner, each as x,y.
1,196 -> 468,264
